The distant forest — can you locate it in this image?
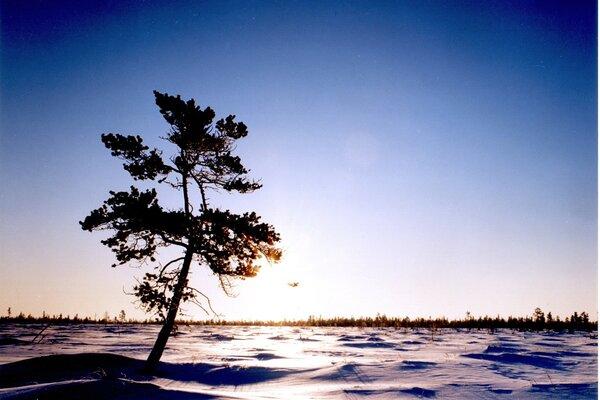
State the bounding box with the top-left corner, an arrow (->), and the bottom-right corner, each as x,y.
1,308 -> 596,332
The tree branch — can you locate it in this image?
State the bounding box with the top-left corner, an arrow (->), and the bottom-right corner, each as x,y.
189,287 -> 221,317
158,257 -> 185,276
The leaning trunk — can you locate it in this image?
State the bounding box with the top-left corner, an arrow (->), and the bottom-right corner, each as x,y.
144,248 -> 193,373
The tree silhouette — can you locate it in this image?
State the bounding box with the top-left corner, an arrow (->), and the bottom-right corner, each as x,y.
81,91 -> 282,372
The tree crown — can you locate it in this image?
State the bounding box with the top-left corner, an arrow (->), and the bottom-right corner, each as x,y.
81,91 -> 281,318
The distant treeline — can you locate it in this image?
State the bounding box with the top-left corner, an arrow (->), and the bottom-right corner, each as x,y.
187,309 -> 597,333
1,307 -> 596,332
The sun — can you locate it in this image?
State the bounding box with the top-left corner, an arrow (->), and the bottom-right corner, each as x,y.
236,261 -> 307,321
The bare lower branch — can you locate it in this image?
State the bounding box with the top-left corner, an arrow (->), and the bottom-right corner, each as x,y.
189,287 -> 221,317
158,257 -> 185,276
189,298 -> 210,316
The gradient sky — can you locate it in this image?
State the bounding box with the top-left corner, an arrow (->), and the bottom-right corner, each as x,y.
1,0 -> 597,321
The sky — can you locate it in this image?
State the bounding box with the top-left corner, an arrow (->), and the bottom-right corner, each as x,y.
0,0 -> 597,322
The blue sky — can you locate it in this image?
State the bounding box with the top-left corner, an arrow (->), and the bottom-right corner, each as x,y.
0,0 -> 596,321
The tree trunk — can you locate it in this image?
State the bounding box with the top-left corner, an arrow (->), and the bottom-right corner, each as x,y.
144,248 -> 193,373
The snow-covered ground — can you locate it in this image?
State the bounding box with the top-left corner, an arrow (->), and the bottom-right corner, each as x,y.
0,324 -> 597,399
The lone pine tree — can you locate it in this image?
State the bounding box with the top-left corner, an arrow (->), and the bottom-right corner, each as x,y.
81,91 -> 282,372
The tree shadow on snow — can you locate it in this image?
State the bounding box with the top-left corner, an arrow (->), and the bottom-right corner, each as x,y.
0,352 -> 305,397
156,361 -> 300,386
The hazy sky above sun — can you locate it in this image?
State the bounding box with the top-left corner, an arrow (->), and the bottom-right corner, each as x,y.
0,0 -> 597,321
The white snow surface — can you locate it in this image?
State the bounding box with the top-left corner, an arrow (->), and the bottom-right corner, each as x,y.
0,324 -> 597,399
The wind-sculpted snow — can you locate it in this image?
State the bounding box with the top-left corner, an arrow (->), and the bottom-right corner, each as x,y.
0,325 -> 596,399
